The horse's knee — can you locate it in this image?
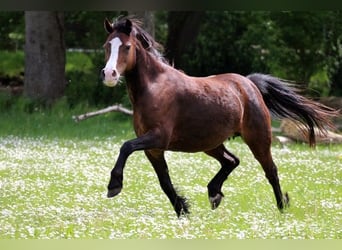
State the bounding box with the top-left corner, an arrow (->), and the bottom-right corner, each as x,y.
120,141 -> 134,156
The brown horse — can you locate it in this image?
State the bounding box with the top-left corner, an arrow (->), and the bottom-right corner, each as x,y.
100,17 -> 337,217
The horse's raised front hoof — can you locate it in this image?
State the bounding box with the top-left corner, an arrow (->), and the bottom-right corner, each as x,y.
209,192 -> 224,210
107,187 -> 122,198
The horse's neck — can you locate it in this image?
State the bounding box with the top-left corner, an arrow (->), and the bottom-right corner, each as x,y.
125,49 -> 164,105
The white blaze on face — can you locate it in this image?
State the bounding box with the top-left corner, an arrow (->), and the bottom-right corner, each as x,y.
103,37 -> 122,87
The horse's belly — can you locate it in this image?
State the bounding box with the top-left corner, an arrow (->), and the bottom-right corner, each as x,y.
168,136 -> 229,152
168,113 -> 240,152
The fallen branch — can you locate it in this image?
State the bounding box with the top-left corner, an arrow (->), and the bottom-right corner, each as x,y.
72,104 -> 133,122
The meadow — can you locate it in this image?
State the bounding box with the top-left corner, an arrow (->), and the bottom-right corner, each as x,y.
0,106 -> 341,239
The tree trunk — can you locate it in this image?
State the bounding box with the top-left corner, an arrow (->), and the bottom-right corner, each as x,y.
24,11 -> 65,105
165,11 -> 204,67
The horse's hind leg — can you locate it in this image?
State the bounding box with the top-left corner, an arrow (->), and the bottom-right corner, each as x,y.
255,151 -> 289,210
243,131 -> 290,211
205,144 -> 240,210
145,150 -> 189,217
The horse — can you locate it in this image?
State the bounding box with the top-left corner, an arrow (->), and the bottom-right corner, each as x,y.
100,17 -> 337,217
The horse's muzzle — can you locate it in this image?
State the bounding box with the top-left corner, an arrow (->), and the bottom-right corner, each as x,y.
101,69 -> 119,87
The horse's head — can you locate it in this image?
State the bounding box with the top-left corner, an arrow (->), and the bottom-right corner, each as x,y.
101,18 -> 136,87
101,17 -> 167,87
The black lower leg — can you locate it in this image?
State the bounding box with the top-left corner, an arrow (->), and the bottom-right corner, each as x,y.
174,195 -> 190,217
205,145 -> 239,210
162,178 -> 190,217
265,166 -> 290,211
245,134 -> 290,212
145,150 -> 189,217
107,152 -> 127,197
107,133 -> 163,198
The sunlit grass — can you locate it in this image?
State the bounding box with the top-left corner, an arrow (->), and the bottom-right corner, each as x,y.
0,134 -> 341,239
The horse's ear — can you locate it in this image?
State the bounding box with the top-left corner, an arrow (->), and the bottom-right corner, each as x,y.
122,19 -> 132,35
104,18 -> 113,33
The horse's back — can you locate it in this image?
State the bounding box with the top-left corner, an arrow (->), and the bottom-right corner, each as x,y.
210,73 -> 268,109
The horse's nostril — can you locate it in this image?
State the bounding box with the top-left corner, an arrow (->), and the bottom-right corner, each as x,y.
112,70 -> 117,77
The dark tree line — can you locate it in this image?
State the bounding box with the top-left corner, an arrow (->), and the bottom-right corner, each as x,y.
0,11 -> 341,106
176,11 -> 342,97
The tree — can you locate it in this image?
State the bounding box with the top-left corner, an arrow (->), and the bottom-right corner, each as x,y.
24,11 -> 66,105
0,12 -> 24,51
176,11 -> 342,97
165,11 -> 204,67
177,11 -> 253,76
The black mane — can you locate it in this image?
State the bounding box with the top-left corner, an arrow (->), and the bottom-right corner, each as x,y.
113,16 -> 169,65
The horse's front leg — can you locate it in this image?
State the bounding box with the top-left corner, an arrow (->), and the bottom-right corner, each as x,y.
107,131 -> 162,198
145,150 -> 189,217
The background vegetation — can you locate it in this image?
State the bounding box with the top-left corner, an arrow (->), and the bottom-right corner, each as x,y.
0,11 -> 341,110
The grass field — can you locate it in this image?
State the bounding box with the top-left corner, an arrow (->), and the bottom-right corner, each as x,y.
0,107 -> 341,239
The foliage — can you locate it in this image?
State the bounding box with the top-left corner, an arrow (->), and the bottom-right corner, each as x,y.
65,52 -> 93,73
0,11 -> 341,108
0,49 -> 126,108
180,11 -> 342,96
64,51 -> 103,107
64,11 -> 120,49
0,11 -> 24,50
0,50 -> 24,77
154,11 -> 169,46
270,12 -> 342,84
308,67 -> 331,97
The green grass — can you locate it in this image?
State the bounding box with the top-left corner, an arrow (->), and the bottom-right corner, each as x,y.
0,99 -> 133,140
0,108 -> 341,239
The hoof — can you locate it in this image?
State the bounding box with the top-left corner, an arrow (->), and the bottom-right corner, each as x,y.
107,187 -> 122,198
175,196 -> 190,218
278,192 -> 290,212
283,192 -> 290,208
177,208 -> 190,218
209,192 -> 224,210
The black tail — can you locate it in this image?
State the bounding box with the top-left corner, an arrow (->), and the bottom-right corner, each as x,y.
247,73 -> 338,146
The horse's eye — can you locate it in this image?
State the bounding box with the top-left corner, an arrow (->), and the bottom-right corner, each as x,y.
125,44 -> 131,51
